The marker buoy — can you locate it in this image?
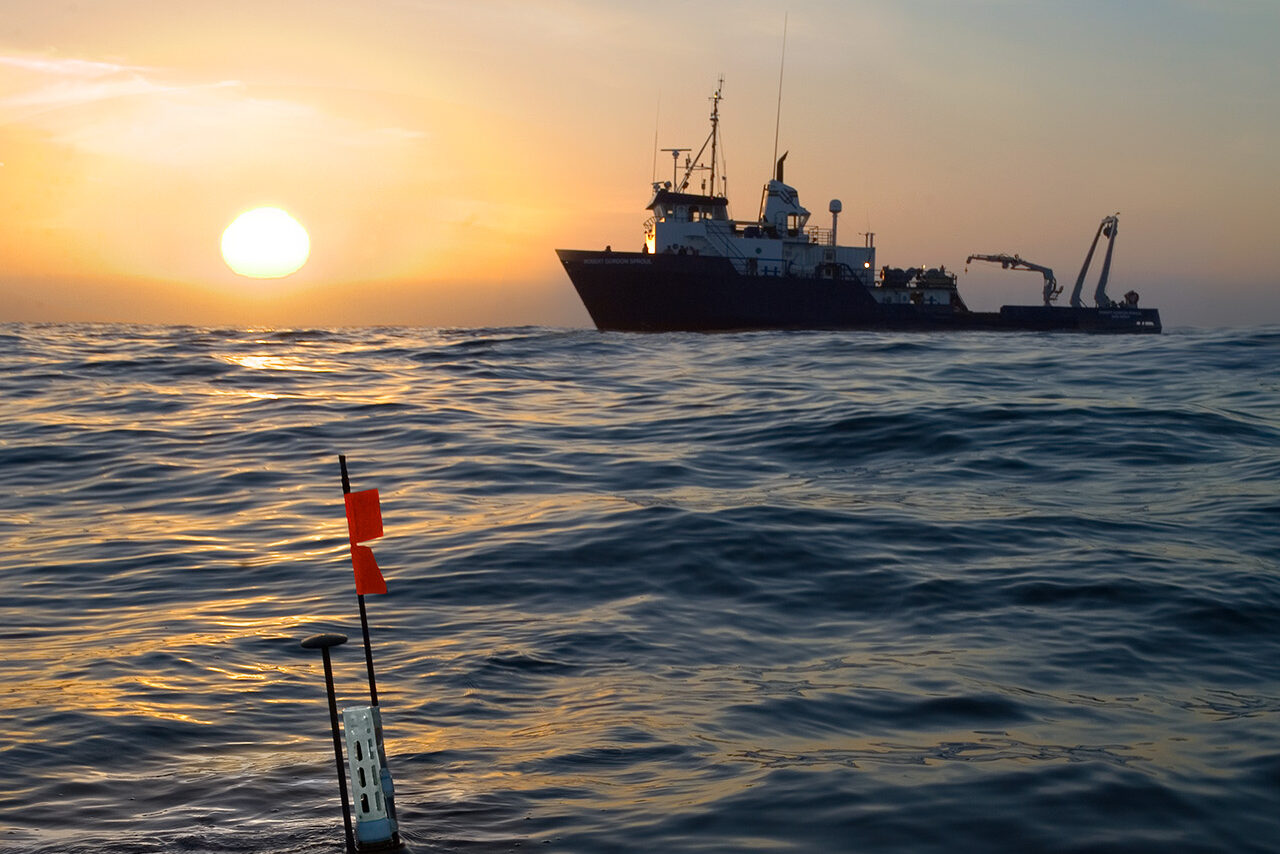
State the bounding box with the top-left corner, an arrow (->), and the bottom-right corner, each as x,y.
331,455 -> 406,851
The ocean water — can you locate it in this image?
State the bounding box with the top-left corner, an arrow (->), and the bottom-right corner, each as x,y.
1,323 -> 1278,854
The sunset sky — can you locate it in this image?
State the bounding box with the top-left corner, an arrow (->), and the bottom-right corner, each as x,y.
2,0 -> 1277,328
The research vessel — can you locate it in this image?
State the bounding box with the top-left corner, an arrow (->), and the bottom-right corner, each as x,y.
557,83 -> 1160,334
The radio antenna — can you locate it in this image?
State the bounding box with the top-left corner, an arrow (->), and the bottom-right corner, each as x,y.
650,91 -> 662,184
770,13 -> 788,176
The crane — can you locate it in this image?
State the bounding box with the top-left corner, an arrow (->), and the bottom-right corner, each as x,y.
965,253 -> 1060,306
1070,214 -> 1119,308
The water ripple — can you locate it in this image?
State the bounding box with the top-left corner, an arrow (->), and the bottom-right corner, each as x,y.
0,323 -> 1278,853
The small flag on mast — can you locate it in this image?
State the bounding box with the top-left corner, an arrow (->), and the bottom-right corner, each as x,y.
344,489 -> 387,595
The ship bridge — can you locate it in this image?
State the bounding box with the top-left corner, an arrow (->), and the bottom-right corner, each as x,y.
647,189 -> 729,223
645,188 -> 730,255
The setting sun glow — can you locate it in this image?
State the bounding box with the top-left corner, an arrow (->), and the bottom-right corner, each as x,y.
221,208 -> 311,279
0,5 -> 1278,325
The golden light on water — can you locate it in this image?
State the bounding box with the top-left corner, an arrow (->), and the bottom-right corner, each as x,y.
6,599 -> 330,728
219,353 -> 335,372
221,207 -> 311,279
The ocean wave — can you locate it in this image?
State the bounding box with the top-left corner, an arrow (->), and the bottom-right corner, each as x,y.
1,324 -> 1278,853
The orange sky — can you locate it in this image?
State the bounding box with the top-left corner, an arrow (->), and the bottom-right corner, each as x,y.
2,1 -> 1278,327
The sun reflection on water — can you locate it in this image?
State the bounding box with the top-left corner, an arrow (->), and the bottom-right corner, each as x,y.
219,354 -> 338,373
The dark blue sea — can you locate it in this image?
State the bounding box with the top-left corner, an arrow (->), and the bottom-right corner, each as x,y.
2,323 -> 1278,854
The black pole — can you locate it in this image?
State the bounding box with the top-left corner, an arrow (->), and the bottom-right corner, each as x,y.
301,633 -> 355,854
357,594 -> 379,706
339,455 -> 381,707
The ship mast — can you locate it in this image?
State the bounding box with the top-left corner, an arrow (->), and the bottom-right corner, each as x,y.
708,76 -> 723,198
678,77 -> 725,197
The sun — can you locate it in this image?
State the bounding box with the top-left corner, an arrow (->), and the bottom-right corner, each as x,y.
221,207 -> 311,278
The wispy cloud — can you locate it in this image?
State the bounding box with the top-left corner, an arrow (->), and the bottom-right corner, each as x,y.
0,53 -> 176,115
0,55 -> 143,78
0,51 -> 426,166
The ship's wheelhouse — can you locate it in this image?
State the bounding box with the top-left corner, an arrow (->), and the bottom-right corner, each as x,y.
648,188 -> 729,223
645,188 -> 730,253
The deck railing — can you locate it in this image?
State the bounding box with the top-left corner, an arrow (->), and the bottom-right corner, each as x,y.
805,226 -> 834,246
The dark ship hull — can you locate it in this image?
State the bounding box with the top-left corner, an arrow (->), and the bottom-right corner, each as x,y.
558,250 -> 1162,334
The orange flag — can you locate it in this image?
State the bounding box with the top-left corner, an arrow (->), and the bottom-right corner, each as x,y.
344,489 -> 384,543
350,545 -> 387,596
344,489 -> 387,594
